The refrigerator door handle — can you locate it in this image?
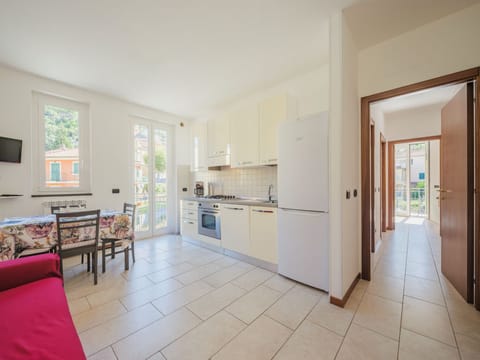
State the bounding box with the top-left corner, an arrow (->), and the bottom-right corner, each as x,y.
279,208 -> 328,215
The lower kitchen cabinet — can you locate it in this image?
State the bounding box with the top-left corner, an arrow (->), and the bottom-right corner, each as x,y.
250,207 -> 278,263
220,204 -> 250,254
181,218 -> 197,238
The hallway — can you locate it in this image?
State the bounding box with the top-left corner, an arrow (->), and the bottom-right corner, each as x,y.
366,217 -> 480,359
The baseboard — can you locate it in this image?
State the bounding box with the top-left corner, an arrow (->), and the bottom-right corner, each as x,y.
330,272 -> 361,308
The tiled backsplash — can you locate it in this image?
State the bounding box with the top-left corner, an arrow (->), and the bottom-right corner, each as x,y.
191,166 -> 277,199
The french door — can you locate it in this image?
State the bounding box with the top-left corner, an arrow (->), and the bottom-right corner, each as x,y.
132,118 -> 174,238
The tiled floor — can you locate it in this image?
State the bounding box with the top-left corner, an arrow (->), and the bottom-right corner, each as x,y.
64,218 -> 480,359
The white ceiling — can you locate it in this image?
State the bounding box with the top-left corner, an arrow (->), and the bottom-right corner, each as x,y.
344,0 -> 480,50
0,1 -> 477,119
0,0 -> 358,118
371,83 -> 463,115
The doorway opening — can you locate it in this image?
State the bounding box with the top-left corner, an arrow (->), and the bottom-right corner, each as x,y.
361,67 -> 480,310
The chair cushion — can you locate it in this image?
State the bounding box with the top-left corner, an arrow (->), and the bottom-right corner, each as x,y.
0,277 -> 86,359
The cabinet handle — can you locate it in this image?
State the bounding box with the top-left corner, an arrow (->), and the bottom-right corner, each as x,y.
224,207 -> 244,211
252,209 -> 274,213
268,158 -> 277,162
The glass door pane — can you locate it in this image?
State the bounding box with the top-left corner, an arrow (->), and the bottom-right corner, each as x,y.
154,127 -> 168,230
134,124 -> 150,233
395,143 -> 409,217
409,142 -> 427,217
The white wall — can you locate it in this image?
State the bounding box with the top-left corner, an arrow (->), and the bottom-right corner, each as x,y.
199,64 -> 330,121
370,104 -> 386,262
358,3 -> 480,97
329,12 -> 361,299
0,65 -> 188,221
384,104 -> 442,141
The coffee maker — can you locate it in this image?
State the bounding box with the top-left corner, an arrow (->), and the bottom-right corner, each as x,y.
194,181 -> 204,197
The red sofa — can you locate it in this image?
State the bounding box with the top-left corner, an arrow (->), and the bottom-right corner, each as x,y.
0,254 -> 86,360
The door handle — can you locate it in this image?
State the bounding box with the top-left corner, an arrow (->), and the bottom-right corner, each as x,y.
438,189 -> 452,193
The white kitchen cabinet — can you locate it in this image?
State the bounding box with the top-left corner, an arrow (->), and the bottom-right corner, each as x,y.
258,94 -> 296,165
250,207 -> 278,263
207,115 -> 230,166
230,105 -> 259,168
190,121 -> 208,172
180,200 -> 198,239
220,204 -> 250,254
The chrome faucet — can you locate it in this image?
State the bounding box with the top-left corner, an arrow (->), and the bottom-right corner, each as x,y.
268,184 -> 274,202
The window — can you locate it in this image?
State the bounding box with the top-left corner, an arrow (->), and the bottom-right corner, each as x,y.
72,161 -> 79,175
33,93 -> 90,194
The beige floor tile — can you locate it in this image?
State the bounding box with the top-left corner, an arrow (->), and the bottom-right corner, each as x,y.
449,304 -> 480,341
307,296 -> 354,336
121,259 -> 173,280
231,267 -> 275,291
187,283 -> 246,320
152,280 -> 214,315
212,315 -> 292,360
374,259 -> 406,279
406,261 -> 438,281
226,285 -> 282,324
162,311 -> 246,360
85,276 -> 154,308
203,263 -> 253,288
399,329 -> 459,360
87,346 -> 117,360
175,262 -> 223,285
274,320 -> 342,360
265,284 -> 322,330
367,273 -> 404,303
112,308 -> 201,360
456,333 -> 480,360
148,352 -> 166,360
404,275 -> 444,305
79,303 -> 163,356
402,296 -> 456,346
119,278 -> 184,310
263,275 -> 296,293
74,299 -> 127,333
185,251 -> 223,266
336,323 -> 398,360
212,256 -> 238,268
146,262 -> 194,283
353,293 -> 402,340
69,297 -> 91,316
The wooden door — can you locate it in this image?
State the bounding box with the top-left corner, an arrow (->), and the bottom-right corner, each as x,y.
440,83 -> 474,302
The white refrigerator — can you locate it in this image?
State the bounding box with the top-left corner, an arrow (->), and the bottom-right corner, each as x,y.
277,112 -> 329,291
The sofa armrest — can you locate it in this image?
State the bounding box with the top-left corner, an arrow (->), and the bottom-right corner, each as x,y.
0,253 -> 62,291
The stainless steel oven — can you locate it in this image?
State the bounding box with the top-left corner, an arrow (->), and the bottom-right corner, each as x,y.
198,202 -> 221,239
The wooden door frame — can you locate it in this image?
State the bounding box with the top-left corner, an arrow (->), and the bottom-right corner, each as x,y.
387,136 -> 441,230
380,134 -> 386,233
361,68 -> 480,310
370,122 -> 375,252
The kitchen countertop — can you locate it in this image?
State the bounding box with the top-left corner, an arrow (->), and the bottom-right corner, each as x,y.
183,197 -> 278,208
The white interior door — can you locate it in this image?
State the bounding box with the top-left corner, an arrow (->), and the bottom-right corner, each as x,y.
133,118 -> 175,239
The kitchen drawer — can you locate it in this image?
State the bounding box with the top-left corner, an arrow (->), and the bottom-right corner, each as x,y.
181,200 -> 198,211
181,218 -> 197,238
182,208 -> 198,220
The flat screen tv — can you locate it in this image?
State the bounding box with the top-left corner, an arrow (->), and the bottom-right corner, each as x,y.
0,136 -> 22,163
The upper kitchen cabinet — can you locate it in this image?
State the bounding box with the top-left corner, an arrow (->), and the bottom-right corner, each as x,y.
190,121 -> 208,172
207,115 -> 230,167
258,94 -> 297,165
230,105 -> 259,168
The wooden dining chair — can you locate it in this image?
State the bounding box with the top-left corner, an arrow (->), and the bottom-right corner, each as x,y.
101,203 -> 136,273
56,209 -> 100,285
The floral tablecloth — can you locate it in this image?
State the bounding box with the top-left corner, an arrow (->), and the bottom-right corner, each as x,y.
0,211 -> 133,261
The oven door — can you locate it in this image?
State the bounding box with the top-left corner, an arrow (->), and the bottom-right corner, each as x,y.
198,209 -> 221,239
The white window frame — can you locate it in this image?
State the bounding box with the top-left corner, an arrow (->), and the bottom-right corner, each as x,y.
32,92 -> 91,194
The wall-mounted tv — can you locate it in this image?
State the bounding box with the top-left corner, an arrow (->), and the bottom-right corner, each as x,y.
0,136 -> 22,163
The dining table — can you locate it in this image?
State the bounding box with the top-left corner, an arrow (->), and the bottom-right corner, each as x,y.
0,210 -> 133,261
